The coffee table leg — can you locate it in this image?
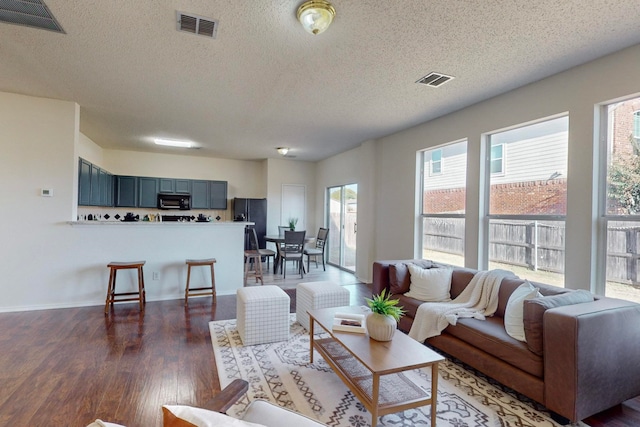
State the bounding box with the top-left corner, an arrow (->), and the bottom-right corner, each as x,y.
371,373 -> 379,427
431,362 -> 439,426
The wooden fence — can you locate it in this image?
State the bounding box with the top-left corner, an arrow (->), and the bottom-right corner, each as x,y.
423,218 -> 640,284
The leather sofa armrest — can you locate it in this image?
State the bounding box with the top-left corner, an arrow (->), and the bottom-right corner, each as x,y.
544,299 -> 640,422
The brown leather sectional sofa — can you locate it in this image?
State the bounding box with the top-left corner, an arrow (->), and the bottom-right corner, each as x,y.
372,259 -> 640,423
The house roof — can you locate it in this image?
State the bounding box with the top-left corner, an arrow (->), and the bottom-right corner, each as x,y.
1,0 -> 639,161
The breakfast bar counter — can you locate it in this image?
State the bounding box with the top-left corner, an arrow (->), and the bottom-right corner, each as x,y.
66,221 -> 251,304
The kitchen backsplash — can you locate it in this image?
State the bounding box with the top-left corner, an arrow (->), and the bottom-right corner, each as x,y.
77,207 -> 230,222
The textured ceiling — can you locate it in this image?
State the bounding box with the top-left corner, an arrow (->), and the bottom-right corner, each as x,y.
1,0 -> 640,161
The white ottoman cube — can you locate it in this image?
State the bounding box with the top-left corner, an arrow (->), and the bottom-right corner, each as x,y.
296,281 -> 351,331
237,285 -> 290,345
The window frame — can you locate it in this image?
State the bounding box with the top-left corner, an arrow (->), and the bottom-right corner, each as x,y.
483,115 -> 568,285
419,139 -> 467,267
597,99 -> 640,298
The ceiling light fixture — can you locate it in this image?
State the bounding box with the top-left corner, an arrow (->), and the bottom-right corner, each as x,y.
154,138 -> 193,148
277,147 -> 290,156
297,0 -> 336,35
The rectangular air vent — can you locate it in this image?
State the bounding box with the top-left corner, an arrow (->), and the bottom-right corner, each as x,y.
416,72 -> 454,88
177,11 -> 218,39
0,0 -> 64,33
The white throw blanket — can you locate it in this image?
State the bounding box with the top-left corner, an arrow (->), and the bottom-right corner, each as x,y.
408,269 -> 515,342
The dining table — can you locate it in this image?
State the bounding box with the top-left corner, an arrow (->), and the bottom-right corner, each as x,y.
264,234 -> 315,274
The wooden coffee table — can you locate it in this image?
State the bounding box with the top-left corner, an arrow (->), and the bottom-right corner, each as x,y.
308,306 -> 444,427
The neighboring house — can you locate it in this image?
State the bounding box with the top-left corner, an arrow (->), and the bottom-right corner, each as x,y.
424,120 -> 568,216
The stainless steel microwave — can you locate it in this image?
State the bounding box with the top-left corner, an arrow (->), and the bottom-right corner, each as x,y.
158,193 -> 191,210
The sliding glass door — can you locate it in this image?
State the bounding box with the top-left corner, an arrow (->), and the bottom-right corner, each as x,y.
327,184 -> 357,272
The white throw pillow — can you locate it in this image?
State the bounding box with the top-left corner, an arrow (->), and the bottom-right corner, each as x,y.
404,265 -> 452,302
504,281 -> 542,342
162,405 -> 267,427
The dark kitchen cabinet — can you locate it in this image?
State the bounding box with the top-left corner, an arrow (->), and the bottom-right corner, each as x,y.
115,176 -> 138,207
78,158 -> 92,205
175,179 -> 191,194
159,178 -> 191,194
78,158 -> 112,207
191,180 -> 209,209
138,177 -> 159,208
159,178 -> 175,193
209,180 -> 227,209
89,164 -> 100,206
98,169 -> 113,207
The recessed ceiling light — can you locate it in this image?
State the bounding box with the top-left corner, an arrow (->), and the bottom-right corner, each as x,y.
154,138 -> 193,148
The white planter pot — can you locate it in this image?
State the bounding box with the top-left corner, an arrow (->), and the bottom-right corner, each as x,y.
366,312 -> 397,342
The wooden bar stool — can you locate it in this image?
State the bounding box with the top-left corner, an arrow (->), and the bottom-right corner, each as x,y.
243,249 -> 264,286
184,258 -> 217,306
104,261 -> 146,314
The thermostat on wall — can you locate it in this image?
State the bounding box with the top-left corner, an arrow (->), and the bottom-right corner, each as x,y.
41,188 -> 53,197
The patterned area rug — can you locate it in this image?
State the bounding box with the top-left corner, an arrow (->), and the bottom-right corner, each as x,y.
209,315 -> 588,427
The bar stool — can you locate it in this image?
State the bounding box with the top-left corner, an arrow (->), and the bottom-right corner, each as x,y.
184,258 -> 217,306
104,261 -> 146,314
244,249 -> 264,286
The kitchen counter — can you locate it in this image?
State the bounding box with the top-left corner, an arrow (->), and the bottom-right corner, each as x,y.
66,220 -> 251,300
67,221 -> 254,226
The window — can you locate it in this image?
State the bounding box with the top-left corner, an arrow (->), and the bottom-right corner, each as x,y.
430,149 -> 442,175
601,97 -> 640,302
420,140 -> 467,266
487,116 -> 568,287
490,144 -> 504,174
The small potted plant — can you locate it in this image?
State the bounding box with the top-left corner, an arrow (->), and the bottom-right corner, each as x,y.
288,217 -> 298,230
365,289 -> 405,341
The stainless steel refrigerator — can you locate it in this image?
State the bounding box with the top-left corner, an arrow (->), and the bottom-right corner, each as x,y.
233,197 -> 267,250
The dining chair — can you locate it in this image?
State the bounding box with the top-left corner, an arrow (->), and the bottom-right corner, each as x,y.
281,230 -> 306,279
304,227 -> 329,271
249,227 -> 276,270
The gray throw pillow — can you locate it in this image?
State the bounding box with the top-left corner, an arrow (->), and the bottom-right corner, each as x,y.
523,290 -> 594,356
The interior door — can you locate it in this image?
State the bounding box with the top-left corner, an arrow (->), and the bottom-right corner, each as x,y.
327,184 -> 357,272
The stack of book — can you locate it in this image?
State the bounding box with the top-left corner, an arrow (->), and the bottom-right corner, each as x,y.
332,312 -> 366,334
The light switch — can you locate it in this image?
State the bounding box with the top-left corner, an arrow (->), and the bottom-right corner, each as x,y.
41,188 -> 53,197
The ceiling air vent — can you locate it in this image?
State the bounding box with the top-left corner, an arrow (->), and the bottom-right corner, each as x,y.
0,0 -> 64,33
177,11 -> 218,39
416,72 -> 454,88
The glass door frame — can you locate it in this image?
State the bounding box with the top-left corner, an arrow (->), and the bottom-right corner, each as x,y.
326,183 -> 357,273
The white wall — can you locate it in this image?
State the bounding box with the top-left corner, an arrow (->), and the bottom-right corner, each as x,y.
265,158 -> 316,238
368,43 -> 640,292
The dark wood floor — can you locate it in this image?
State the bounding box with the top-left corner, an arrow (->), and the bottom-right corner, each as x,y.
0,264 -> 638,426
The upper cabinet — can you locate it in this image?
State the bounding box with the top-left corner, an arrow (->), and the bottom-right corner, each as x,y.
209,180 -> 227,210
78,159 -> 227,210
191,180 -> 210,209
138,177 -> 159,208
115,175 -> 138,207
78,158 -> 113,207
159,178 -> 191,194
